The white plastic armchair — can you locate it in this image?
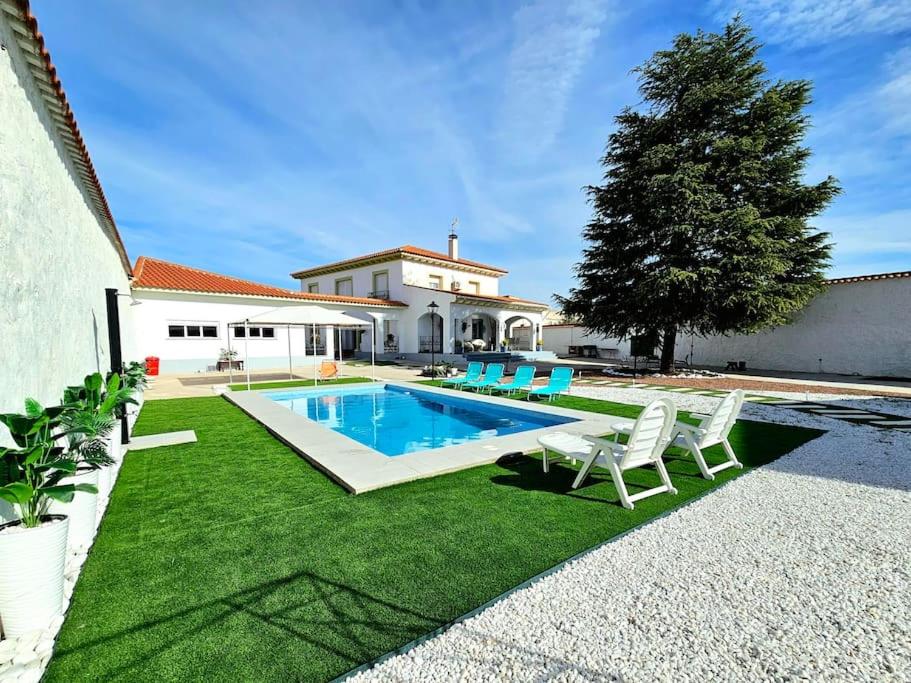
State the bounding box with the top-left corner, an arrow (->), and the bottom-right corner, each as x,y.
572,398 -> 679,510
672,389 -> 745,479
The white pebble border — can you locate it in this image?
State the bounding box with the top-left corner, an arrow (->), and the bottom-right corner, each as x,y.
349,387 -> 911,682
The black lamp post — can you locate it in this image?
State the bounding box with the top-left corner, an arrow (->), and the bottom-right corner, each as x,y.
428,301 -> 439,380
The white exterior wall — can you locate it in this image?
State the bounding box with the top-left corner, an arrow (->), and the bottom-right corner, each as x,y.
0,14 -> 135,430
296,258 -> 501,299
684,279 -> 911,377
298,261 -> 406,300
401,261 -> 500,296
131,290 -> 409,373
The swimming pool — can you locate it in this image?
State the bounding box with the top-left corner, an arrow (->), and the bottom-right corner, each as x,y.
264,384 -> 578,456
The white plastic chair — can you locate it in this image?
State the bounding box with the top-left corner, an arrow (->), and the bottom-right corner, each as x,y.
672,389 -> 745,479
539,399 -> 678,510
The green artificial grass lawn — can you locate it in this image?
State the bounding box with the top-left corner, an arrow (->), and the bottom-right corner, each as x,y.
228,376 -> 371,391
46,393 -> 823,682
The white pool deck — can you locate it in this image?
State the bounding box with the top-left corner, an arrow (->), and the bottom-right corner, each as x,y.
225,380 -> 621,493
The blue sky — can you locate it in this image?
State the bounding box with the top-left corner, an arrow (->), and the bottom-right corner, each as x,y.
36,0 -> 910,302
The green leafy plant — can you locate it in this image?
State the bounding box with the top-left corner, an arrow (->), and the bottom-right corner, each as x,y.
61,373 -> 135,470
0,401 -> 95,528
123,361 -> 149,391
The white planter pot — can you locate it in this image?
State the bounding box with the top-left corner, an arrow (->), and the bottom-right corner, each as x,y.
97,465 -> 112,500
0,516 -> 68,638
109,436 -> 122,464
47,469 -> 99,552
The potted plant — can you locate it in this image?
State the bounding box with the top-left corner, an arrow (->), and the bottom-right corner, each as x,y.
537,338 -> 544,351
218,348 -> 239,371
0,401 -> 95,637
122,360 -> 149,430
57,373 -> 133,539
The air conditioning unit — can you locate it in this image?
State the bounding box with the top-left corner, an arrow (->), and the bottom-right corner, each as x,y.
451,281 -> 461,291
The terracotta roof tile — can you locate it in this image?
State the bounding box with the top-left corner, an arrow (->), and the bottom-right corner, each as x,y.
825,270 -> 911,285
291,245 -> 507,278
132,257 -> 406,307
3,1 -> 130,274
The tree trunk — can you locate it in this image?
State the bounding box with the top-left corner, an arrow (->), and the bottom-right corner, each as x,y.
659,323 -> 677,374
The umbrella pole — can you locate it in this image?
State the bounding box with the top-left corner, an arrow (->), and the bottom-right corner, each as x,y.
312,325 -> 318,387
371,319 -> 376,381
227,325 -> 234,384
287,324 -> 293,380
244,320 -> 250,390
337,326 -> 343,379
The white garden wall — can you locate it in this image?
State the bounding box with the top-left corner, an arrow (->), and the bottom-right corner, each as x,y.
684,278 -> 911,377
0,13 -> 135,436
543,325 -> 631,358
543,278 -> 911,378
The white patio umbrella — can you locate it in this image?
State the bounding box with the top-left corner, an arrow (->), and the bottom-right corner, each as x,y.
228,305 -> 376,390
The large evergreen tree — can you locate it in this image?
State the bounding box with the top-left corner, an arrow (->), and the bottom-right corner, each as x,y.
558,18 -> 840,372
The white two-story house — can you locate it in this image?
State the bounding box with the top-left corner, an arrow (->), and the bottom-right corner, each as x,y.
127,234 -> 550,373
290,232 -> 550,360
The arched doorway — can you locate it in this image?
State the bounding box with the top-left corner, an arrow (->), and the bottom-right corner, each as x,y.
458,313 -> 497,352
505,315 -> 535,351
417,312 -> 443,353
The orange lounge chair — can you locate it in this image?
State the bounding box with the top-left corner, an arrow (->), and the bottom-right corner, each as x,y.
318,360 -> 339,381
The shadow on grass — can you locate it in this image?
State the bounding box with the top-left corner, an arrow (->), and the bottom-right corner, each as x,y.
51,569 -> 442,680
489,452 -> 710,507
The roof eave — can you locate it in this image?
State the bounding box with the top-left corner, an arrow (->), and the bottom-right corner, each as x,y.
290,250 -> 507,280
4,1 -> 131,276
131,286 -> 407,308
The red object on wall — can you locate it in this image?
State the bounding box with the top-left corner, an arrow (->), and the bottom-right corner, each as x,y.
145,356 -> 160,376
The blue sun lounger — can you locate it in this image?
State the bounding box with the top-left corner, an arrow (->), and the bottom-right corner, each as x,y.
464,363 -> 505,392
441,361 -> 483,389
528,367 -> 574,401
490,365 -> 536,395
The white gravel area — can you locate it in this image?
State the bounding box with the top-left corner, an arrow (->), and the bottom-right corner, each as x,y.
350,386 -> 911,682
821,396 -> 911,419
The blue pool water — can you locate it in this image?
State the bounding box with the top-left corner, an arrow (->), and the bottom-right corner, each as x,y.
265,384 -> 577,456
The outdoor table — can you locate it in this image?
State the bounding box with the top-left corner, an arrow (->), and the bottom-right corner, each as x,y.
217,359 -> 244,371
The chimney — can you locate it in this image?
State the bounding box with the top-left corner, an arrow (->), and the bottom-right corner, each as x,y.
448,223 -> 459,260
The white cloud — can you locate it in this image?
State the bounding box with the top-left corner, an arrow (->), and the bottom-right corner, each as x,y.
714,0 -> 911,44
878,47 -> 911,134
498,0 -> 610,160
818,209 -> 911,256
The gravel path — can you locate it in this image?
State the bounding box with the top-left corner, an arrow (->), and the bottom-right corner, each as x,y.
350,387 -> 911,682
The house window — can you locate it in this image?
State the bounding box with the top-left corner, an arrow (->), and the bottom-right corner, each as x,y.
371,271 -> 389,298
233,326 -> 275,339
335,278 -> 353,296
428,274 -> 443,290
308,282 -> 319,293
468,280 -> 480,294
168,323 -> 218,339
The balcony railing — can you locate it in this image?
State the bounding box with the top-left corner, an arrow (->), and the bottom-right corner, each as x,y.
368,289 -> 390,300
